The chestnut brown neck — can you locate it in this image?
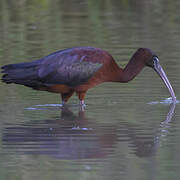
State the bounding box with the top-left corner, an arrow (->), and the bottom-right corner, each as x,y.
111,49 -> 148,82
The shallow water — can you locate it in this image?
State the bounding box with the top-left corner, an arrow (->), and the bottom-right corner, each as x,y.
0,0 -> 180,180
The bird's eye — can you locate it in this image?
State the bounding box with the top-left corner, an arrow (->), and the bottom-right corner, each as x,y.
153,56 -> 159,65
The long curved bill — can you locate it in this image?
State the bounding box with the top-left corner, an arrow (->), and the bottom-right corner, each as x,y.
153,57 -> 176,102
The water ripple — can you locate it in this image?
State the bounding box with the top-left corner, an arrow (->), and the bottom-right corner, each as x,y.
148,97 -> 179,105
25,104 -> 63,110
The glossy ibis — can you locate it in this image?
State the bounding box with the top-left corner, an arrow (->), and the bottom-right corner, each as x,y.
1,47 -> 176,105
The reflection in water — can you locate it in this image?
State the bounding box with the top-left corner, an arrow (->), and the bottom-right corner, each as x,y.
155,103 -> 176,143
0,1 -> 179,178
2,107 -> 118,159
134,103 -> 176,157
2,104 -> 176,159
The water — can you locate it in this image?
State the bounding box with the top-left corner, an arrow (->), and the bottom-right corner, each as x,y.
0,0 -> 180,179
148,97 -> 180,105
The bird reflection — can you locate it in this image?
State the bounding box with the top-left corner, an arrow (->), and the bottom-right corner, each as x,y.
2,104 -> 176,159
2,107 -> 117,159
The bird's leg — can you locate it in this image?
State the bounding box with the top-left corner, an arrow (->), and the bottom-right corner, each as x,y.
62,100 -> 66,106
78,92 -> 86,105
61,91 -> 74,106
80,102 -> 85,111
80,100 -> 85,106
77,92 -> 86,111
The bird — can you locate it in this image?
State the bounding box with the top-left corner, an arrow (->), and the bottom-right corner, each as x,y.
1,47 -> 176,106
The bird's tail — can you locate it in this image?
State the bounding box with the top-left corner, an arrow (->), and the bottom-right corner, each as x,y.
1,61 -> 42,89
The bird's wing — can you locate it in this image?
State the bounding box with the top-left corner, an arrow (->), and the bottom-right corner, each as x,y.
38,51 -> 103,87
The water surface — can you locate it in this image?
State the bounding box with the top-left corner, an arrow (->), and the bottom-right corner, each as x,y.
0,1 -> 180,180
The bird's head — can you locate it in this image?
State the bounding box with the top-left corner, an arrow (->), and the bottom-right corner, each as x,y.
141,48 -> 176,102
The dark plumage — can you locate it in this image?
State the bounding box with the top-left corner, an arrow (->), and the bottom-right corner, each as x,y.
2,47 -> 102,88
1,47 -> 176,106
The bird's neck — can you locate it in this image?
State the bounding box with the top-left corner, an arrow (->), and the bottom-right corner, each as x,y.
112,51 -> 146,82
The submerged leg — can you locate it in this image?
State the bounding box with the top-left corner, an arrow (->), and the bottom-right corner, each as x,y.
61,91 -> 74,105
78,92 -> 86,111
78,92 -> 86,105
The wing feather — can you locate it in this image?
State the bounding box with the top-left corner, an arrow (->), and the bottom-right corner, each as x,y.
1,47 -> 105,88
38,50 -> 103,87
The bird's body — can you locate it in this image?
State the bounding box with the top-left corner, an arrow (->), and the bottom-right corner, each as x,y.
1,47 -> 176,105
